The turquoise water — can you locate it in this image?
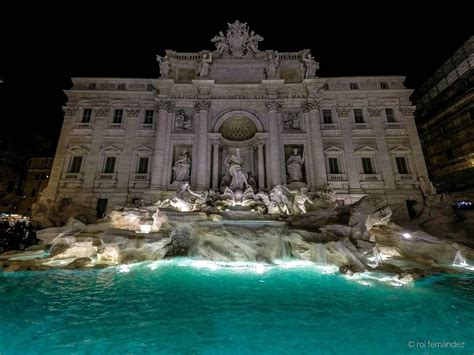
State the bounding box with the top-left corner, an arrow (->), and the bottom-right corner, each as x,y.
1,259 -> 473,354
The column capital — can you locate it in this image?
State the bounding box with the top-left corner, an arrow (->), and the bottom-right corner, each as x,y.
194,99 -> 211,112
125,106 -> 141,117
399,105 -> 416,116
94,105 -> 110,117
265,99 -> 282,112
155,99 -> 175,112
301,98 -> 321,113
336,105 -> 351,117
367,106 -> 383,117
254,140 -> 265,149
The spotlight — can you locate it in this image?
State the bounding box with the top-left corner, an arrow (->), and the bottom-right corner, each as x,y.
402,233 -> 411,239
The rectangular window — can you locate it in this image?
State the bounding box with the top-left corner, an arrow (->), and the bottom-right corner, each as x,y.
385,108 -> 395,123
82,108 -> 92,123
328,158 -> 340,174
350,82 -> 359,90
322,109 -> 333,124
147,84 -> 155,92
354,109 -> 364,123
144,110 -> 154,124
69,156 -> 83,173
96,198 -> 108,218
104,157 -> 116,173
362,157 -> 375,174
113,109 -> 123,123
380,82 -> 389,89
396,157 -> 409,174
87,83 -> 96,90
137,157 -> 149,174
117,83 -> 126,90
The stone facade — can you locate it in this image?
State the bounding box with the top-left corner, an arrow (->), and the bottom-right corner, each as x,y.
41,21 -> 427,219
412,35 -> 474,191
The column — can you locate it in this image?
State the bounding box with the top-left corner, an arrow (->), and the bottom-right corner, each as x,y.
151,100 -> 172,188
401,105 -> 429,178
256,141 -> 266,190
338,106 -> 361,191
211,141 -> 220,191
369,106 -> 396,189
304,99 -> 327,188
194,99 -> 211,189
265,99 -> 283,186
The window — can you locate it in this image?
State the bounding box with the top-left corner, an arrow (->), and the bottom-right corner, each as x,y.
328,158 -> 340,174
117,83 -> 126,90
96,198 -> 108,218
104,157 -> 116,173
380,82 -> 389,89
69,156 -> 83,173
144,110 -> 154,124
82,108 -> 92,123
137,157 -> 149,174
446,149 -> 454,160
385,108 -> 395,123
113,109 -> 123,123
354,109 -> 364,123
362,157 -> 375,174
322,109 -> 333,124
350,82 -> 359,90
396,157 -> 409,174
147,84 -> 155,92
87,83 -> 96,90
30,189 -> 37,197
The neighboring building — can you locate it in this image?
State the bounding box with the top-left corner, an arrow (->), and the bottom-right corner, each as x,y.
40,21 -> 428,219
17,158 -> 53,214
412,36 -> 474,191
0,138 -> 26,213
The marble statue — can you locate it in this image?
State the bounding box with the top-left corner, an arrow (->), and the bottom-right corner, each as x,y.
156,54 -> 170,78
211,31 -> 228,55
247,31 -> 264,53
286,148 -> 304,183
269,185 -> 291,215
225,148 -> 248,191
175,110 -> 192,130
198,52 -> 212,79
285,186 -> 313,214
165,181 -> 208,212
264,51 -> 279,79
302,52 -> 318,79
172,150 -> 191,182
419,176 -> 437,197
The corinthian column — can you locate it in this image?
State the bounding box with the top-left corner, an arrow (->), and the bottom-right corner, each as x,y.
211,141 -> 220,191
255,141 -> 266,190
303,99 -> 327,187
151,100 -> 173,188
194,99 -> 211,189
265,99 -> 283,186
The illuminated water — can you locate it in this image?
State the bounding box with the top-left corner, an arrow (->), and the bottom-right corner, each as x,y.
1,259 -> 473,354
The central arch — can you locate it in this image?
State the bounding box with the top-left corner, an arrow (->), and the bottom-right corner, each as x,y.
213,109 -> 264,135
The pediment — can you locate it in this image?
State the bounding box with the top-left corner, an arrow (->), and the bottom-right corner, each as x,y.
390,146 -> 411,154
100,145 -> 122,153
324,146 -> 344,153
354,146 -> 377,155
68,145 -> 89,153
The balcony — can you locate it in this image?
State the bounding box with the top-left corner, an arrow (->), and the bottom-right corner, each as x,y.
75,123 -> 93,129
352,123 -> 370,130
139,123 -> 154,130
108,123 -> 123,129
97,173 -> 117,181
359,174 -> 382,182
327,174 -> 347,182
395,173 -> 415,182
384,122 -> 404,129
133,173 -> 150,181
62,172 -> 82,180
321,123 -> 339,130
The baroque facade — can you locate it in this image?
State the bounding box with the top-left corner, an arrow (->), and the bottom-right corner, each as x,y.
41,21 -> 428,219
412,35 -> 473,191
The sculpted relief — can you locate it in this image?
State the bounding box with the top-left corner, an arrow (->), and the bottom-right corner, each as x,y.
211,20 -> 264,57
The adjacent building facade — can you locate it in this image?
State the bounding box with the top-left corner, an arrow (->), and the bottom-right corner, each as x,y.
41,21 -> 428,219
412,36 -> 474,191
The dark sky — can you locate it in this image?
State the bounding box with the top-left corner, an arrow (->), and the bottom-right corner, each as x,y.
0,5 -> 471,156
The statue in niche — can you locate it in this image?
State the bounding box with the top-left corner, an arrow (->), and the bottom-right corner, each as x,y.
302,52 -> 318,79
172,149 -> 191,182
224,148 -> 249,191
283,112 -> 301,130
285,186 -> 313,214
286,148 -> 304,183
211,31 -> 229,55
264,51 -> 279,79
156,54 -> 171,78
175,110 -> 193,130
198,52 -> 212,79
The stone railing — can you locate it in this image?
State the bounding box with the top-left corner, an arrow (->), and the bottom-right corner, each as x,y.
321,123 -> 339,130
395,173 -> 415,181
97,173 -> 117,181
139,123 -> 154,130
75,123 -> 93,129
108,123 -> 124,129
327,174 -> 347,181
360,174 -> 382,182
133,173 -> 150,181
352,123 -> 370,130
384,122 -> 404,129
62,172 -> 82,180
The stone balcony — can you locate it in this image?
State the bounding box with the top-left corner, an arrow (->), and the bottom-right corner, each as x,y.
359,174 -> 382,182
321,123 -> 339,130
320,123 -> 341,137
384,122 -> 407,136
352,123 -> 370,130
395,173 -> 416,182
62,172 -> 83,180
327,173 -> 347,182
97,173 -> 117,181
132,173 -> 150,181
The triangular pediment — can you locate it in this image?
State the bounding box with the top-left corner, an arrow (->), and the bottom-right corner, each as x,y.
68,145 -> 89,153
390,146 -> 411,154
134,146 -> 153,153
324,146 -> 344,153
100,145 -> 122,153
354,146 -> 377,155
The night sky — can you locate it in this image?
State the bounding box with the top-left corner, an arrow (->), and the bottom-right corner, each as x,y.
1,5 -> 471,156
